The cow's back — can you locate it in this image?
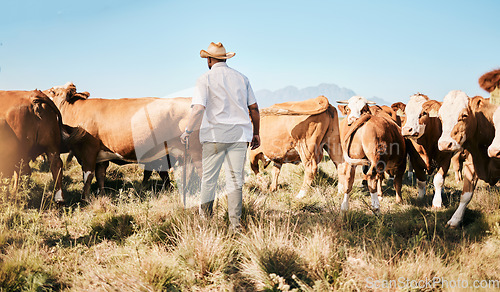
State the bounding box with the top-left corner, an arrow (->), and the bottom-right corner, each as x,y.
342,115 -> 406,168
257,111 -> 332,161
58,97 -> 194,160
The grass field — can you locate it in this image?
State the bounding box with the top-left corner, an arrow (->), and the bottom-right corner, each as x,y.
0,154 -> 499,291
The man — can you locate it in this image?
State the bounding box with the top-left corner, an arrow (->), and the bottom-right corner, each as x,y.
180,42 -> 260,231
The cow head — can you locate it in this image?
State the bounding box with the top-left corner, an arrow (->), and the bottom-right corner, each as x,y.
437,90 -> 475,152
337,96 -> 375,126
44,82 -> 89,105
401,93 -> 430,138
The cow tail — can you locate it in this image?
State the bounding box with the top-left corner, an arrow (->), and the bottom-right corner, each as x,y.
342,114 -> 371,165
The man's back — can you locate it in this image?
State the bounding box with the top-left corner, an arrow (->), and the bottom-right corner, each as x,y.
193,62 -> 256,143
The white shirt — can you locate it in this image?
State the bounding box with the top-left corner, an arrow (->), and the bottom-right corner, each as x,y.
192,62 -> 257,143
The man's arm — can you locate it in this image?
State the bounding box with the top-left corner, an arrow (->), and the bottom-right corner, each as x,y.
248,103 -> 260,150
180,104 -> 205,144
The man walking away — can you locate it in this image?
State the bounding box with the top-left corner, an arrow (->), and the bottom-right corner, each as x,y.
181,42 -> 260,231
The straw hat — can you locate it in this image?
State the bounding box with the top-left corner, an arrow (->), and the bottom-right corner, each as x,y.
200,42 -> 235,59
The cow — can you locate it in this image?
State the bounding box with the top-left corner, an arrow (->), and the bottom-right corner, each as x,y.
398,93 -> 458,208
436,90 -> 500,227
44,82 -> 202,196
248,95 -> 344,198
0,90 -> 66,202
337,96 -> 406,212
392,100 -> 467,185
60,124 -> 102,199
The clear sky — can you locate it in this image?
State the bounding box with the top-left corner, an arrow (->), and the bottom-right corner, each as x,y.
1,0 -> 499,104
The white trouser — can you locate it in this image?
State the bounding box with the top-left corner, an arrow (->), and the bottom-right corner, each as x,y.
199,142 -> 247,228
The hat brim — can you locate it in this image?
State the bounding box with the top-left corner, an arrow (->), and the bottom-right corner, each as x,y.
200,50 -> 235,59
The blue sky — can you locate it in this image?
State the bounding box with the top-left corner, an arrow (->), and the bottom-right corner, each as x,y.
1,0 -> 499,104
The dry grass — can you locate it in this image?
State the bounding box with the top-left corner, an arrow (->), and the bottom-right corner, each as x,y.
0,155 -> 499,291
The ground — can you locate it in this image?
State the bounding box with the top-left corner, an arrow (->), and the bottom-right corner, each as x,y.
0,154 -> 499,291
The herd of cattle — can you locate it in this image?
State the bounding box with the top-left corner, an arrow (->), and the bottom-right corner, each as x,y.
1,69 -> 500,228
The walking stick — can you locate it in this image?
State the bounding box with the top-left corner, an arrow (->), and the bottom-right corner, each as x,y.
182,136 -> 189,207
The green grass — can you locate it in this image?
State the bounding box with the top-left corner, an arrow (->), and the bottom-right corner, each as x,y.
0,155 -> 499,291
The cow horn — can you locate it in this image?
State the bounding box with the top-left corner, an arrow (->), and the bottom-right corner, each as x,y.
367,101 -> 377,105
337,100 -> 349,104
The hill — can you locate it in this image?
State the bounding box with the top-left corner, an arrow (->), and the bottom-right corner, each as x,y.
255,83 -> 391,108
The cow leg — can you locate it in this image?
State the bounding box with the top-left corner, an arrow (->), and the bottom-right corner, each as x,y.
142,170 -> 153,185
269,163 -> 282,192
80,152 -> 97,201
297,157 -> 318,199
159,170 -> 173,190
95,161 -> 109,195
407,158 -> 414,184
414,168 -> 427,200
376,178 -> 383,198
82,170 -> 94,201
451,151 -> 464,183
48,152 -> 64,203
432,159 -> 451,208
339,163 -> 356,212
447,158 -> 477,227
366,175 -> 380,213
394,162 -> 405,204
361,164 -> 370,189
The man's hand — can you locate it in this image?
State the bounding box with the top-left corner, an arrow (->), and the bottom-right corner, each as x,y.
180,131 -> 190,144
250,134 -> 260,150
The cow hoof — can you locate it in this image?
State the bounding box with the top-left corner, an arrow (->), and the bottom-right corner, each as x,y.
431,204 -> 443,209
295,190 -> 306,199
446,219 -> 460,229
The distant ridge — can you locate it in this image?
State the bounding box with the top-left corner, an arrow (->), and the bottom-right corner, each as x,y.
255,83 -> 390,108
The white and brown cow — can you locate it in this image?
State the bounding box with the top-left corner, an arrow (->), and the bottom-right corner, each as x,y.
437,90 -> 500,227
249,95 -> 344,198
44,83 -> 202,196
337,96 -> 406,212
399,93 -> 456,208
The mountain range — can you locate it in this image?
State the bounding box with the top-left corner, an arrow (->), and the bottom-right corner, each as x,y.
255,83 -> 390,108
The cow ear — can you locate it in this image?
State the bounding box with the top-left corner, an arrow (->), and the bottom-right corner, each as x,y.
422,100 -> 441,118
396,109 -> 405,117
391,102 -> 406,112
65,86 -> 77,101
337,105 -> 348,115
469,96 -> 485,112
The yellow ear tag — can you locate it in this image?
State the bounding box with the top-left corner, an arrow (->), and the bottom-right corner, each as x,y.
428,109 -> 439,118
490,86 -> 500,105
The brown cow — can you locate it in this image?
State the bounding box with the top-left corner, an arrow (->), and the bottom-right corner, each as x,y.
249,95 -> 344,198
437,90 -> 500,227
44,83 -> 202,195
399,93 -> 456,208
0,90 -> 66,202
337,96 -> 406,212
